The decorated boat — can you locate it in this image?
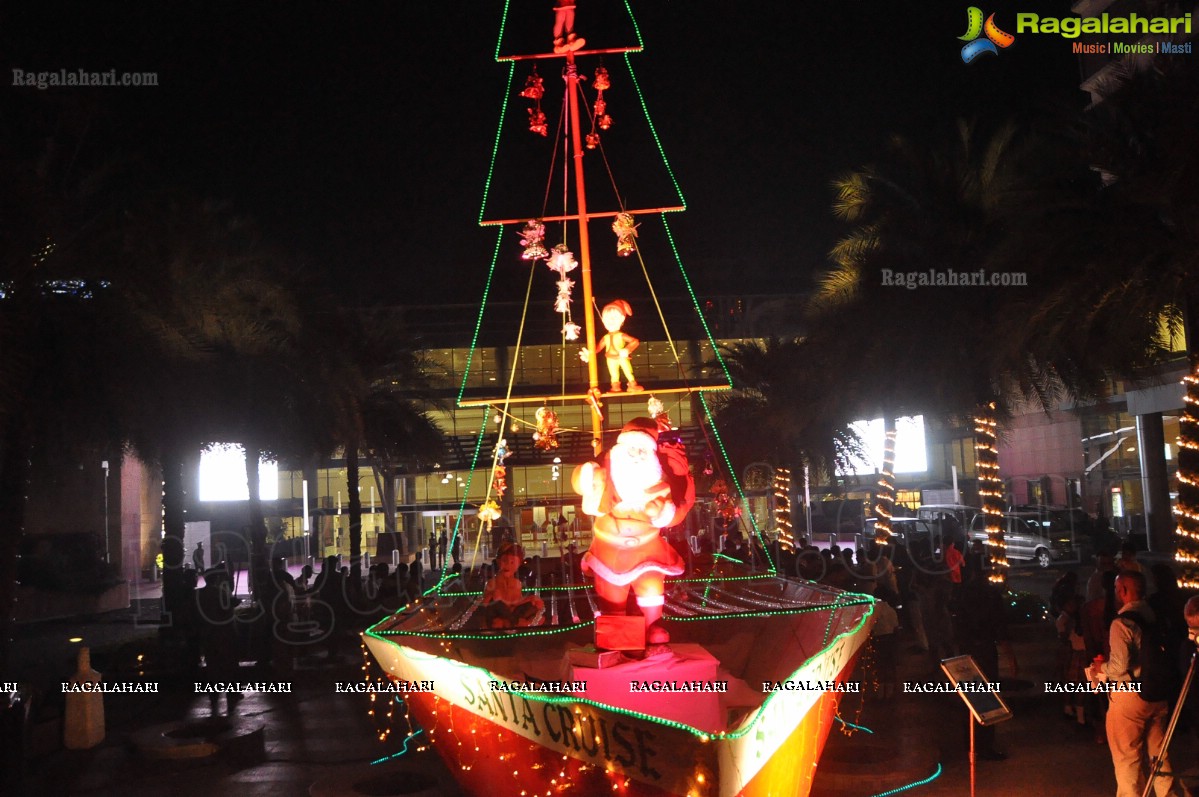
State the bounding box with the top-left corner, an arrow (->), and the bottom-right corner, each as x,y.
365,4 -> 874,796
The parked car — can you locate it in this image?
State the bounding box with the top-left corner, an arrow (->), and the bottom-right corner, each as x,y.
860,517 -> 936,548
917,504 -> 980,531
969,512 -> 1073,568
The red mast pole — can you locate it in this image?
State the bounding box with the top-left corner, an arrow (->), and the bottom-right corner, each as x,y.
565,52 -> 604,455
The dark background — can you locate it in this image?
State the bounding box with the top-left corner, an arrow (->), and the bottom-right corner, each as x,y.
1,1 -> 1083,305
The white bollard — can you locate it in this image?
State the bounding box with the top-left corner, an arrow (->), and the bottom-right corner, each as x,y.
64,647 -> 105,749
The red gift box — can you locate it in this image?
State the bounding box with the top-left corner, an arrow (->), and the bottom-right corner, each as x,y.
595,615 -> 646,651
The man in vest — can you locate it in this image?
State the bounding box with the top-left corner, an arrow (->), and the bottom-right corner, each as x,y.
1102,571 -> 1183,797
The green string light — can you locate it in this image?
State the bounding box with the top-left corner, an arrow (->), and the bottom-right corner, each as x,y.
364,598 -> 875,742
698,391 -> 776,572
868,763 -> 943,797
623,52 -> 684,208
477,61 -> 516,225
834,716 -> 874,734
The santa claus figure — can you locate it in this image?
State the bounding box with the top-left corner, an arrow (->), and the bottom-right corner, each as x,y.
573,417 -> 695,644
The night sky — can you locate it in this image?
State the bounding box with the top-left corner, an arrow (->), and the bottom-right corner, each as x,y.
2,1 -> 1081,306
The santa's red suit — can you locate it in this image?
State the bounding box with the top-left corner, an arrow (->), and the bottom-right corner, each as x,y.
573,418 -> 695,643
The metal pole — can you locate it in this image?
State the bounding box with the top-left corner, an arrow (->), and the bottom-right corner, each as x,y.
969,715 -> 976,797
803,464 -> 813,544
102,461 -> 110,563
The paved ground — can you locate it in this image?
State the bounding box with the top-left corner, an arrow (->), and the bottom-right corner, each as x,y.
813,561 -> 1199,797
8,559 -> 1197,796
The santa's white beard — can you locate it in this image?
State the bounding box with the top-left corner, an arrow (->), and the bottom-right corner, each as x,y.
609,442 -> 663,503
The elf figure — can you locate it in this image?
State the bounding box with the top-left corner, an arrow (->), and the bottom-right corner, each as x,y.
579,299 -> 642,393
573,417 -> 695,645
553,1 -> 586,54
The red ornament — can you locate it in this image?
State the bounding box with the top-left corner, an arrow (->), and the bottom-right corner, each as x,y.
528,108 -> 548,136
532,407 -> 559,451
520,72 -> 545,100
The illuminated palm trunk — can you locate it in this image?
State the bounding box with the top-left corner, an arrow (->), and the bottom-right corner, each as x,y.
773,467 -> 794,552
973,402 -> 1008,583
1175,363 -> 1199,587
872,415 -> 898,546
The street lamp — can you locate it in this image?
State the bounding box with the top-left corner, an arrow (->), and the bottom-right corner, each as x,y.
101,460 -> 110,564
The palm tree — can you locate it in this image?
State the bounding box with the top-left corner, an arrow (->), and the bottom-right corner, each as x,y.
707,336 -> 863,501
813,119 -> 1106,581
114,195 -> 305,608
0,103 -> 138,675
310,309 -> 446,590
1058,58 -> 1199,574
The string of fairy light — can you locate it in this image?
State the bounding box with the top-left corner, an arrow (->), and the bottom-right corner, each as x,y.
352,4 -> 879,793
873,427 -> 897,546
773,467 -> 793,552
973,402 -> 1008,582
1174,367 -> 1199,587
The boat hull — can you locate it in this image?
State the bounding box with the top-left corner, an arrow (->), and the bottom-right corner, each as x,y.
364,596 -> 870,797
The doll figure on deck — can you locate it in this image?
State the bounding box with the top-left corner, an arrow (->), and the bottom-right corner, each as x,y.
579,299 -> 642,393
481,543 -> 544,629
573,417 -> 696,645
552,1 -> 586,54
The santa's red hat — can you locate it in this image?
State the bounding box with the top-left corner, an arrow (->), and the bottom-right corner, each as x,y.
616,417 -> 659,448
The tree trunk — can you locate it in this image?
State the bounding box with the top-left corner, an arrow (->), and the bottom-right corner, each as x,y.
973,402 -> 1008,584
160,441 -> 189,620
244,441 -> 267,599
1177,301 -> 1199,588
373,460 -> 403,558
347,439 -> 363,595
0,413 -> 32,680
873,413 -> 898,546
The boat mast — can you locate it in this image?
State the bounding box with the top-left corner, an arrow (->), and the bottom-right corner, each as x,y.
564,52 -> 604,455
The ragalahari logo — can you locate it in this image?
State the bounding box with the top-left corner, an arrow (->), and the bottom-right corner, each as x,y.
959,7 -> 1016,63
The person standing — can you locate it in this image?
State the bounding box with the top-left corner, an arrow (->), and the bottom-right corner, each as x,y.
192,541 -> 205,572
956,565 -> 1017,760
1101,571 -> 1183,797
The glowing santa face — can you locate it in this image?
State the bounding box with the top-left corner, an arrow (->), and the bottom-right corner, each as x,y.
610,431 -> 663,498
600,306 -> 627,332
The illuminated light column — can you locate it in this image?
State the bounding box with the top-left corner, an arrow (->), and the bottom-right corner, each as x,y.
1175,366 -> 1199,587
873,423 -> 897,546
773,467 -> 793,552
974,402 -> 1008,583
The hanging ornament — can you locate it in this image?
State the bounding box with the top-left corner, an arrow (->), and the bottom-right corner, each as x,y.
593,66 -> 610,92
545,244 -> 578,275
585,132 -> 600,150
562,321 -> 581,341
510,421 -> 521,434
495,437 -> 510,464
593,97 -> 606,116
711,478 -> 741,521
520,70 -> 545,100
612,212 -> 639,257
478,499 -> 502,535
532,407 -> 560,451
528,108 -> 548,136
492,465 -> 508,498
554,277 -> 574,313
598,113 -> 612,131
519,219 -> 548,261
647,395 -> 665,419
